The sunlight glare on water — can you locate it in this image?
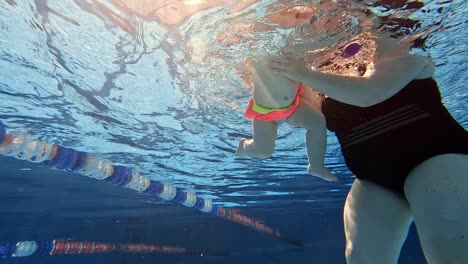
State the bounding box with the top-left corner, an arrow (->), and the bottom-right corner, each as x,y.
0,0 -> 466,208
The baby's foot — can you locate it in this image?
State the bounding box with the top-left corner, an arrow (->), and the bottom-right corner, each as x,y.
235,138 -> 248,157
307,164 -> 338,182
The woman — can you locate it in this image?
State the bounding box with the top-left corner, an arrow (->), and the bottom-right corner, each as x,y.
269,37 -> 468,264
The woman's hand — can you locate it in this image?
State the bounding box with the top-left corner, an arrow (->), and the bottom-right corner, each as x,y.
268,52 -> 310,82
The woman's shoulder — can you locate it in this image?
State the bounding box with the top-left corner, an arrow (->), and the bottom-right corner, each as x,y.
351,54 -> 436,106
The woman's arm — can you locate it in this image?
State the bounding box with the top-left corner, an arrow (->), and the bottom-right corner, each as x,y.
269,53 -> 435,107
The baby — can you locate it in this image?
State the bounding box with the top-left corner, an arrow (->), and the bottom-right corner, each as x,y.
236,56 -> 337,182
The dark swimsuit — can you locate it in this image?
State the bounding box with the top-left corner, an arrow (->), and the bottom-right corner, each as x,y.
321,78 -> 468,196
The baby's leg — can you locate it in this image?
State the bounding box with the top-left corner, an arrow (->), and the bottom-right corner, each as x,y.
236,119 -> 277,159
287,98 -> 337,181
305,129 -> 337,181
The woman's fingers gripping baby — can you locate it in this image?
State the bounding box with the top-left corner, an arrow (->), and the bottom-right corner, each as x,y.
268,53 -> 309,82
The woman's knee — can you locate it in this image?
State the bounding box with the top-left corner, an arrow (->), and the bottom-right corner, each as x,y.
345,246 -> 392,264
344,222 -> 405,264
417,236 -> 468,264
345,246 -> 368,264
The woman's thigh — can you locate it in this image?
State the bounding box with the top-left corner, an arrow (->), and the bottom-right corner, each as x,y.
404,153 -> 468,264
344,179 -> 413,264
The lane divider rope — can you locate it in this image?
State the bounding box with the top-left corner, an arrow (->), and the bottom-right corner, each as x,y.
0,121 -> 301,247
0,239 -> 230,258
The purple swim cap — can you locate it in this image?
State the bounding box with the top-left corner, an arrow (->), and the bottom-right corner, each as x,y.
342,43 -> 362,58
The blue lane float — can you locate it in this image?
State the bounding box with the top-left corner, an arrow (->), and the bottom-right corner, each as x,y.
0,121 -> 5,143
0,121 -> 216,214
0,121 -> 301,247
0,239 -> 230,258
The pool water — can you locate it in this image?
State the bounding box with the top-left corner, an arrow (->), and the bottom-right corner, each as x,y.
0,0 -> 466,263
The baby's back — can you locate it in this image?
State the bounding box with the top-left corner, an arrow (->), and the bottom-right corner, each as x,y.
251,57 -> 298,109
